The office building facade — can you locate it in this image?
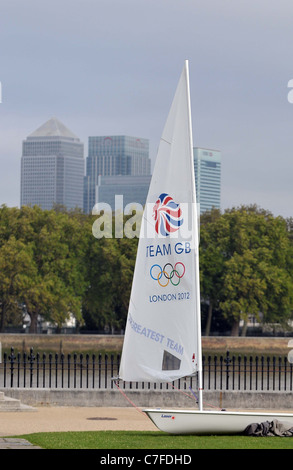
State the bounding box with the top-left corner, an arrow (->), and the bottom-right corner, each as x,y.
96,175 -> 151,210
84,135 -> 150,213
193,147 -> 221,214
21,118 -> 84,211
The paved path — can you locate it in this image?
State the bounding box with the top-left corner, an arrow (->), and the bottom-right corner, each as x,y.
0,406 -> 157,449
0,438 -> 41,449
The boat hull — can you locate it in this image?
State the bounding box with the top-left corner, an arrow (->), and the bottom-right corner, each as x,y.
143,408 -> 293,435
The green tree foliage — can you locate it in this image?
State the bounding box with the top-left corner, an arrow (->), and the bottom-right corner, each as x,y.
200,205 -> 293,336
0,205 -> 138,333
0,205 -> 88,332
1,203 -> 293,336
0,236 -> 35,331
200,209 -> 228,335
82,218 -> 137,332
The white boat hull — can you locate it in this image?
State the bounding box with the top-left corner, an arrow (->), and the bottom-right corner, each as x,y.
143,408 -> 293,435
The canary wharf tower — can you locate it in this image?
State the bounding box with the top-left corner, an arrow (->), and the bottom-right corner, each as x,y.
84,135 -> 150,213
21,118 -> 84,210
193,147 -> 221,214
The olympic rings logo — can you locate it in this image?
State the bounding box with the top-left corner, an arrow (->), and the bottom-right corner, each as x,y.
150,262 -> 186,287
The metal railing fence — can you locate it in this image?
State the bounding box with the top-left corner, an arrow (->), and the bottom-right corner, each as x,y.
0,348 -> 292,392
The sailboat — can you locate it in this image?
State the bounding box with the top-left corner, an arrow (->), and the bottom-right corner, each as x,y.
118,60 -> 293,434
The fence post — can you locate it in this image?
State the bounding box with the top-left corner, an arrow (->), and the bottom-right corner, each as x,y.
214,355 -> 217,390
29,348 -> 35,388
110,354 -> 114,389
73,353 -> 77,388
67,354 -> 71,388
238,355 -> 241,390
9,347 -> 16,388
243,355 -> 247,390
267,356 -> 270,391
61,353 -> 64,389
80,354 -> 83,389
17,352 -> 20,387
98,353 -> 102,389
42,353 -> 46,388
249,356 -> 253,390
105,354 -> 108,389
220,355 -> 223,389
232,355 -> 235,390
48,353 -> 52,388
255,355 -> 258,391
225,351 -> 231,390
261,356 -> 264,391
207,356 -> 211,390
36,353 -> 40,388
3,353 -> 7,388
86,354 -> 89,389
23,352 -> 26,388
92,354 -> 95,389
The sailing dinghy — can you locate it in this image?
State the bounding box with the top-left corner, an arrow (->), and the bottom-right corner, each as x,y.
118,60 -> 293,434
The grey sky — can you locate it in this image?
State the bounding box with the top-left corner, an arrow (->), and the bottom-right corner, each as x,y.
1,0 -> 293,217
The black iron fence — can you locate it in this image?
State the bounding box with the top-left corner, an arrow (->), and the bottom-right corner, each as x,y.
0,348 -> 292,392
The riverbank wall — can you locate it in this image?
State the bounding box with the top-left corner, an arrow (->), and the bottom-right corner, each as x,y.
0,334 -> 292,355
1,388 -> 293,411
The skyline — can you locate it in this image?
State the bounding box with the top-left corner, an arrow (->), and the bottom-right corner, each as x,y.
1,1 -> 293,218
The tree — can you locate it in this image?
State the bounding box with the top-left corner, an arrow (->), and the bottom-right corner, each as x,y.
22,208 -> 87,332
0,205 -> 88,333
82,214 -> 138,332
199,209 -> 227,335
220,206 -> 293,335
0,237 -> 35,331
199,205 -> 293,336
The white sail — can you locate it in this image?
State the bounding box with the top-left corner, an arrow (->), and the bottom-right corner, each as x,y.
119,61 -> 202,384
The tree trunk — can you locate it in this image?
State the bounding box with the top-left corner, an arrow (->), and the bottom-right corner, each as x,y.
241,320 -> 248,337
205,301 -> 213,336
28,311 -> 38,333
231,320 -> 239,336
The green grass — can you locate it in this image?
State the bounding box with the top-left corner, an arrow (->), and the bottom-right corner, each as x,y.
14,431 -> 293,449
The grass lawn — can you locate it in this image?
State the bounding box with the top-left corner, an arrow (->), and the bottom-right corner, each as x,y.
14,430 -> 293,449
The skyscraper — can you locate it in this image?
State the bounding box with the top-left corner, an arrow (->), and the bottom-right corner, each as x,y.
96,174 -> 151,210
84,135 -> 150,213
21,118 -> 84,211
193,147 -> 221,214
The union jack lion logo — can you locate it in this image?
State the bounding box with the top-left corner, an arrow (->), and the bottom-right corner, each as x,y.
153,193 -> 183,236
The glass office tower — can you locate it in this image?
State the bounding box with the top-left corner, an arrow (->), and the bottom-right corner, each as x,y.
21,117 -> 84,210
193,147 -> 221,214
84,135 -> 150,213
96,175 -> 151,209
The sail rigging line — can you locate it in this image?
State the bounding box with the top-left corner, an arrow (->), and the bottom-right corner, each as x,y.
166,381 -> 223,411
114,380 -> 147,416
115,378 -> 222,413
187,387 -> 223,410
167,382 -> 196,401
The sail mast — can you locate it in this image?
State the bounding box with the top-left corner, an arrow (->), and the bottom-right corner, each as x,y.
185,60 -> 203,411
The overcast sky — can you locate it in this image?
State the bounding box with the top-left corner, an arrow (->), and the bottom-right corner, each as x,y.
1,0 -> 293,217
